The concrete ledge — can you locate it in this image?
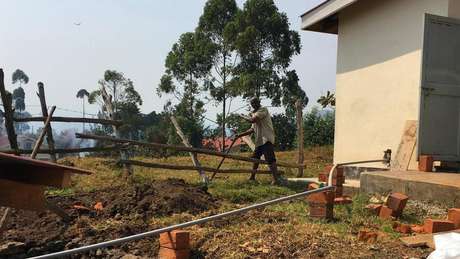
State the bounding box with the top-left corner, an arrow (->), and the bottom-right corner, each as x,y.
360,171 -> 460,206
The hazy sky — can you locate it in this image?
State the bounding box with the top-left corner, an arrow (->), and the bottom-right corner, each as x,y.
0,0 -> 336,131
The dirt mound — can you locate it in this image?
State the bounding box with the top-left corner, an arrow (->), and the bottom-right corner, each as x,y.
0,178 -> 217,258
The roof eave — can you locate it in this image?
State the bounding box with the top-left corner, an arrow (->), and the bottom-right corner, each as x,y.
301,0 -> 360,34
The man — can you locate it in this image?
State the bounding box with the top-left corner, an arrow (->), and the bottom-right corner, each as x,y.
236,97 -> 286,185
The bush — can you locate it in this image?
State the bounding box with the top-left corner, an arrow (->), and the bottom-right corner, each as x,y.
303,107 -> 335,147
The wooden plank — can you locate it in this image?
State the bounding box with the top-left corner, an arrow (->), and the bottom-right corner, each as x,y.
296,100 -> 304,177
31,106 -> 56,159
76,133 -> 303,169
0,179 -> 46,211
37,82 -> 57,162
121,159 -> 275,174
0,69 -> 19,153
170,116 -> 208,183
392,120 -> 417,171
241,136 -> 255,151
0,166 -> 73,188
400,229 -> 460,248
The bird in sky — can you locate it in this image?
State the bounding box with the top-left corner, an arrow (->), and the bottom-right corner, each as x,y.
74,22 -> 81,26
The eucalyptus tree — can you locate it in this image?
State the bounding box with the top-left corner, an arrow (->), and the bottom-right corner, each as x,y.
11,69 -> 29,112
197,0 -> 239,150
76,89 -> 90,132
230,0 -> 308,113
158,32 -> 214,147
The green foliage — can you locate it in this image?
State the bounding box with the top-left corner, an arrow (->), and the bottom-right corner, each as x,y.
303,107 -> 335,147
76,89 -> 90,99
89,70 -> 143,139
12,69 -> 29,86
271,113 -> 296,151
229,0 -> 307,113
317,91 -> 336,108
12,87 -> 25,112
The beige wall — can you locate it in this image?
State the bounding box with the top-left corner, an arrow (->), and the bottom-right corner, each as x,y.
335,0 -> 449,168
449,0 -> 460,19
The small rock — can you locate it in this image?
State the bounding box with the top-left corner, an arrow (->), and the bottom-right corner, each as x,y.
0,241 -> 25,256
114,213 -> 122,220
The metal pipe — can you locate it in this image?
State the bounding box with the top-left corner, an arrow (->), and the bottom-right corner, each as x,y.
29,186 -> 334,259
327,159 -> 389,186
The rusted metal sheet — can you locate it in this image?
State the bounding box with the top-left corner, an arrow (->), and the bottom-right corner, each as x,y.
0,152 -> 92,188
0,179 -> 46,211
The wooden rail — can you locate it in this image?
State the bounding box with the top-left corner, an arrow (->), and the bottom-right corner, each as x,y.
1,145 -> 122,154
13,116 -> 122,126
76,133 -> 303,169
121,160 -> 275,174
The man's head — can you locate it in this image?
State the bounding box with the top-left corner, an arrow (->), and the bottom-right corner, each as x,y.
250,97 -> 261,111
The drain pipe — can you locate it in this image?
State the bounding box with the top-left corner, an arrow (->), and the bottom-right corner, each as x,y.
327,149 -> 392,186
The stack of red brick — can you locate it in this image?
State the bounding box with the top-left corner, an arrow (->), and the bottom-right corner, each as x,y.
318,165 -> 352,205
366,192 -> 409,219
159,230 -> 190,259
307,183 -> 334,220
411,208 -> 460,234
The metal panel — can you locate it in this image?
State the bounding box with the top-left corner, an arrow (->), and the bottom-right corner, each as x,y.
420,14 -> 460,161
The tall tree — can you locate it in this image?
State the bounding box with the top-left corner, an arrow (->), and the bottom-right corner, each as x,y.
89,70 -> 143,138
11,69 -> 29,112
158,32 -> 214,146
76,89 -> 90,132
197,0 -> 239,150
229,0 -> 308,113
12,69 -> 29,88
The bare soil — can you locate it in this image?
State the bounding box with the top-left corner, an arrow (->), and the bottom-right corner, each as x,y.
0,178 -> 217,258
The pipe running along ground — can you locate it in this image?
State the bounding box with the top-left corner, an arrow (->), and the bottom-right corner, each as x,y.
29,186 -> 335,259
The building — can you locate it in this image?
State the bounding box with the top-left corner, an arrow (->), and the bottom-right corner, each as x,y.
301,0 -> 460,169
202,137 -> 246,153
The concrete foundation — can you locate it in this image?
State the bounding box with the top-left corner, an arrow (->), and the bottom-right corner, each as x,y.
360,171 -> 460,206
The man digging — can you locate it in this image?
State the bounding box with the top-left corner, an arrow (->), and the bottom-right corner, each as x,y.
235,97 -> 287,185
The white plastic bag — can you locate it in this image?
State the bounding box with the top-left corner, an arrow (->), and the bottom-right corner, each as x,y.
427,232 -> 460,259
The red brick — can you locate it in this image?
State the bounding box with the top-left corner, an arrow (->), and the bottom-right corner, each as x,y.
411,225 -> 425,234
448,208 -> 460,229
318,172 -> 328,182
379,205 -> 394,220
307,184 -> 335,204
309,202 -> 333,219
423,219 -> 455,233
357,229 -> 378,243
419,155 -> 434,172
158,247 -> 190,259
386,193 -> 408,217
159,230 -> 190,250
365,204 -> 382,215
334,196 -> 352,205
393,222 -> 412,234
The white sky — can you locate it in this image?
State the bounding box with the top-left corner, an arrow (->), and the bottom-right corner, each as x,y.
0,0 -> 337,131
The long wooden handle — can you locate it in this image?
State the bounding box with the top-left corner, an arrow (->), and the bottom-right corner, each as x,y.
210,136 -> 239,181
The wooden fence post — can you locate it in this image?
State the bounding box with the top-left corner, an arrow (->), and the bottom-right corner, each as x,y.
31,106 -> 56,159
0,69 -> 19,154
170,116 -> 208,184
37,82 -> 57,162
296,100 -> 304,177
